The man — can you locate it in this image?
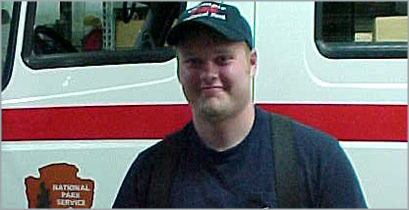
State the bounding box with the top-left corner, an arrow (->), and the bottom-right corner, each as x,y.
113,1 -> 367,208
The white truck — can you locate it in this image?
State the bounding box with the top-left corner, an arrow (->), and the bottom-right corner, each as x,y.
1,1 -> 407,208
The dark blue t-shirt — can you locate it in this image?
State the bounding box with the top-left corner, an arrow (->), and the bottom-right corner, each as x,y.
113,107 -> 367,208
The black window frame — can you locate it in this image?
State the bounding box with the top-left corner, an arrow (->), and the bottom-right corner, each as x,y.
314,2 -> 407,59
2,2 -> 21,91
22,2 -> 182,70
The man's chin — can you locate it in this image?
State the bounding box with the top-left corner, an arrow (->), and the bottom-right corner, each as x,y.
195,100 -> 228,118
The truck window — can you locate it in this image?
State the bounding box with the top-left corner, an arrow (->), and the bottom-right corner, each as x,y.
315,2 -> 407,58
22,1 -> 186,69
2,2 -> 20,91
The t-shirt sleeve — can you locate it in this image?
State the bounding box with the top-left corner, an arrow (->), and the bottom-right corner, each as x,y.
318,141 -> 368,208
112,158 -> 141,208
294,121 -> 368,208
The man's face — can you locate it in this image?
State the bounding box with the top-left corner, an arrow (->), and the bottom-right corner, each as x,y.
176,30 -> 257,120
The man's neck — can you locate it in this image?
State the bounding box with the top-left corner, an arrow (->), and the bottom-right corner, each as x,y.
192,104 -> 256,152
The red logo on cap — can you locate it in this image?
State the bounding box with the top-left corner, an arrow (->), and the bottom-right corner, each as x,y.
190,6 -> 219,15
185,3 -> 226,21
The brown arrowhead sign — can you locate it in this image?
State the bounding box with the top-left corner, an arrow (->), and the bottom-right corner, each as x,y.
25,163 -> 95,208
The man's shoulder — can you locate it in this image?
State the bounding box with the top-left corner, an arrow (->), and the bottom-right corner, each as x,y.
289,117 -> 337,145
136,123 -> 191,165
258,107 -> 339,149
267,110 -> 346,164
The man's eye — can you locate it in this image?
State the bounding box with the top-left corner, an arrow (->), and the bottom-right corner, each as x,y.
216,56 -> 232,65
185,58 -> 200,65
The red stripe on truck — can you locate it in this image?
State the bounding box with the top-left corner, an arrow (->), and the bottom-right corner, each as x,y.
2,105 -> 192,140
259,104 -> 407,142
2,104 -> 407,141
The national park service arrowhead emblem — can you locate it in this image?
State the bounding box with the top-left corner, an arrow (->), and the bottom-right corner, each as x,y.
25,163 -> 95,208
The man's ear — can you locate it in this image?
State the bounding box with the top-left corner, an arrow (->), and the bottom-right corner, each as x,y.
250,49 -> 257,77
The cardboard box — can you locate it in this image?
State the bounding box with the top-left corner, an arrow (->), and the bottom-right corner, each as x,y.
115,20 -> 144,50
374,16 -> 407,42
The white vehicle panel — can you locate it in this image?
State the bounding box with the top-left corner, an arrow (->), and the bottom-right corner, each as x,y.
1,2 -> 406,209
254,2 -> 407,104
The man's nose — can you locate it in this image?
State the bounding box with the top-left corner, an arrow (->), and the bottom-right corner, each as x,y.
200,61 -> 218,82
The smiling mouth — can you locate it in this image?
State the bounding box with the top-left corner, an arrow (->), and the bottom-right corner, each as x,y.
201,86 -> 224,91
201,86 -> 224,95
202,86 -> 223,90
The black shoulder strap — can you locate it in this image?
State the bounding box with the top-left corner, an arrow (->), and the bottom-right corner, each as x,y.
147,130 -> 184,208
270,113 -> 301,208
148,115 -> 301,208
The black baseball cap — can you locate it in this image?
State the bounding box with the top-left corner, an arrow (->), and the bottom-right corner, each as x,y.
167,1 -> 253,49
